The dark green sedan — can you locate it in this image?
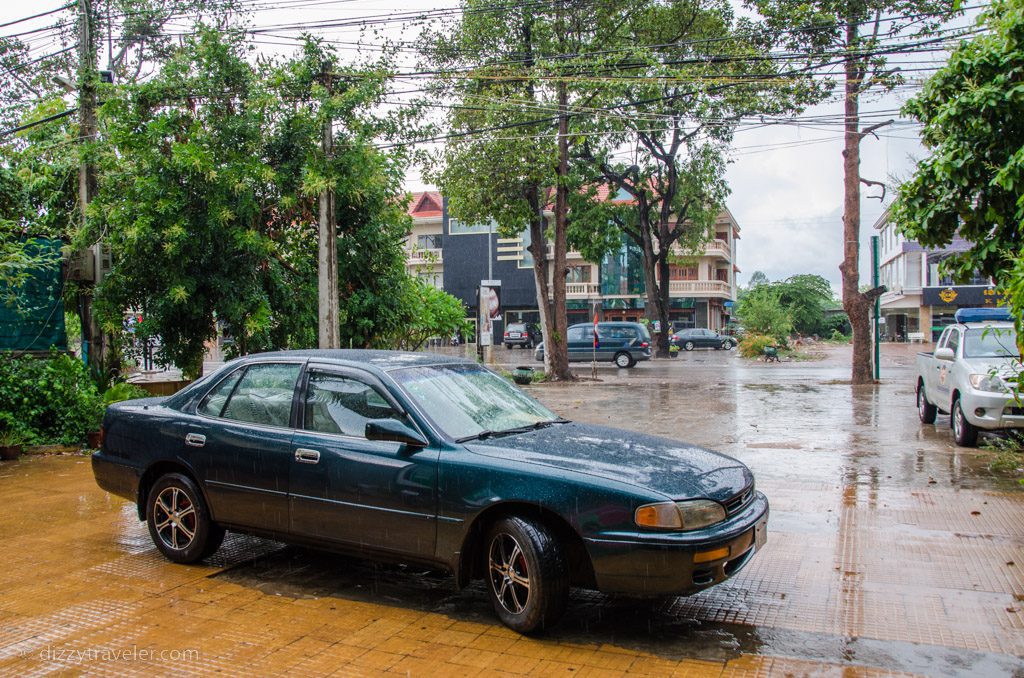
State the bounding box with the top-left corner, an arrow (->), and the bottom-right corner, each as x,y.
92,350 -> 768,634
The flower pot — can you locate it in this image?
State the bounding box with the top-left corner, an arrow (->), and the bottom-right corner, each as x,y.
0,444 -> 22,461
86,431 -> 103,449
512,366 -> 535,385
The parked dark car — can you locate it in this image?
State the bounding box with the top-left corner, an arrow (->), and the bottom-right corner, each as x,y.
534,321 -> 652,368
92,350 -> 767,634
504,322 -> 541,349
671,328 -> 737,351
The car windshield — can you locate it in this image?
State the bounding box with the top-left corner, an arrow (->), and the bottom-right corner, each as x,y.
391,364 -> 561,441
963,327 -> 1018,358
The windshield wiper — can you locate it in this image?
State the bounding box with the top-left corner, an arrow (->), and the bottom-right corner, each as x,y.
456,419 -> 570,443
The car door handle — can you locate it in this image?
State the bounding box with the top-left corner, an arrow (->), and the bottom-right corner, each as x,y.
185,433 -> 206,448
295,448 -> 321,464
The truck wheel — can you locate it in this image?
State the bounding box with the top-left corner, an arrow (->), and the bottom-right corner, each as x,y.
952,398 -> 979,447
917,383 -> 937,424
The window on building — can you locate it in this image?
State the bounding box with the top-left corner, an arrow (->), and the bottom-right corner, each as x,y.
416,234 -> 442,249
567,265 -> 591,283
449,218 -> 494,235
669,266 -> 697,280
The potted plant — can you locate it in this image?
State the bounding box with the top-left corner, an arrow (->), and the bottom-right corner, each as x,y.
512,366 -> 535,385
0,428 -> 25,461
669,344 -> 680,358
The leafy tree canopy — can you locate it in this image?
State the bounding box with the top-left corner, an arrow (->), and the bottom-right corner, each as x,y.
893,0 -> 1024,316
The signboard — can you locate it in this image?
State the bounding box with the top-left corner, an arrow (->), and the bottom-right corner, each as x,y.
922,286 -> 1003,307
479,281 -> 501,346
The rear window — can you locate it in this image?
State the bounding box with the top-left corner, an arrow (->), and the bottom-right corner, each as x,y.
507,323 -> 526,332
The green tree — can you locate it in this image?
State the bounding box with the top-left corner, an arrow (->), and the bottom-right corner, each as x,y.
774,274 -> 838,336
747,0 -> 961,383
893,0 -> 1024,333
92,30 -> 417,376
423,0 -> 626,380
736,284 -> 793,341
573,0 -> 818,358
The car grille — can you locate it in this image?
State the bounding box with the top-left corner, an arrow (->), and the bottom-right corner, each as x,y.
1006,407 -> 1024,416
723,486 -> 754,515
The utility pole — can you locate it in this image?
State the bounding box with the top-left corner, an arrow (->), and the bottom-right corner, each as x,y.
317,73 -> 340,349
78,0 -> 104,368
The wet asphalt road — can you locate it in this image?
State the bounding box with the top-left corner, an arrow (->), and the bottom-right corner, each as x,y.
0,343 -> 1022,677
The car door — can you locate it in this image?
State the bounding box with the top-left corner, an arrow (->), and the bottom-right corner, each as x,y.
567,325 -> 589,361
186,361 -> 302,534
288,367 -> 439,559
933,328 -> 956,407
698,329 -> 716,348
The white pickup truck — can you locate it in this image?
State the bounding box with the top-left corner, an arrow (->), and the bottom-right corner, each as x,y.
916,308 -> 1021,446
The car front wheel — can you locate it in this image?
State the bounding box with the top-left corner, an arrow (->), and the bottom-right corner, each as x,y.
952,398 -> 979,447
147,472 -> 224,564
485,516 -> 568,634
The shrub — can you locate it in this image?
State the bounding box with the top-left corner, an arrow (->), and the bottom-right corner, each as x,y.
0,352 -> 103,445
739,333 -> 776,359
102,381 -> 150,405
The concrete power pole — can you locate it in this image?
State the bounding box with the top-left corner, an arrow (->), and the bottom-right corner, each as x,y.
78,0 -> 104,368
317,74 -> 340,349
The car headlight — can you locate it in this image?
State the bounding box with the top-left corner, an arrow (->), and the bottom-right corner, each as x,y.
969,373 -> 1005,392
634,500 -> 727,531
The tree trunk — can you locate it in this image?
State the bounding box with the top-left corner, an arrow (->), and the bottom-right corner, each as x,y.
636,213 -> 665,354
841,20 -> 874,384
549,78 -> 572,380
527,188 -> 556,376
653,247 -> 672,358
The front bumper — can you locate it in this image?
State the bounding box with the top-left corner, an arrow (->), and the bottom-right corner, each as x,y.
960,390 -> 1024,430
584,491 -> 768,596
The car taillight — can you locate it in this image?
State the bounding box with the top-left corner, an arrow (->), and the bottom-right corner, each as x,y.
670,335 -> 677,341
504,332 -> 509,337
640,342 -> 649,348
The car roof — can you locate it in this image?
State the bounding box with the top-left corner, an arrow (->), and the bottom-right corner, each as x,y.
242,349 -> 473,372
955,321 -> 1015,329
569,321 -> 642,327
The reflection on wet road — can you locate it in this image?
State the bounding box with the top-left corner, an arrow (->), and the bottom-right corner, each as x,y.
0,344 -> 1021,676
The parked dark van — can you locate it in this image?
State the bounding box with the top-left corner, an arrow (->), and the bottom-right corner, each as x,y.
534,321 -> 652,368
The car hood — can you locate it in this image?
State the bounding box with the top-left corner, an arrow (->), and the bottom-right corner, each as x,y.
962,356 -> 1022,379
464,422 -> 751,501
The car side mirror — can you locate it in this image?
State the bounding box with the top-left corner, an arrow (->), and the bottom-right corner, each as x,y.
365,419 -> 428,447
934,347 -> 955,362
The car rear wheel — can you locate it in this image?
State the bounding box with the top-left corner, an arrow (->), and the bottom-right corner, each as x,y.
917,383 -> 937,424
952,398 -> 979,447
485,516 -> 568,634
506,344 -> 512,350
147,473 -> 224,564
614,351 -> 634,368
684,341 -> 695,351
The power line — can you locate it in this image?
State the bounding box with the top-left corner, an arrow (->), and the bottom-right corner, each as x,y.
0,3 -> 73,30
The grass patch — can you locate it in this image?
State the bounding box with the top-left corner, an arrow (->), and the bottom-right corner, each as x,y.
982,434 -> 1024,476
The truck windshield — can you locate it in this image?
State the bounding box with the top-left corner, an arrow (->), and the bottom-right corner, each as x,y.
963,327 -> 1018,358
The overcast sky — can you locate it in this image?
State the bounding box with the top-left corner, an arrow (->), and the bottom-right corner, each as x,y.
2,0 -> 982,296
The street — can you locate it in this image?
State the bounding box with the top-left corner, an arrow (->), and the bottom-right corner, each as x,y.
0,343 -> 1021,677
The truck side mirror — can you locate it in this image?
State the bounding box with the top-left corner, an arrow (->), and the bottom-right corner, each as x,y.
934,347 -> 955,362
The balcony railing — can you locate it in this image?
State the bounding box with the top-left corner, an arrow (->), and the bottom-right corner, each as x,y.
705,239 -> 731,259
566,282 -> 600,298
668,280 -> 731,296
406,248 -> 443,264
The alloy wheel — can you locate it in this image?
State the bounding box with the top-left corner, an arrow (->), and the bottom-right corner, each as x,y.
153,486 -> 197,551
488,532 -> 531,615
